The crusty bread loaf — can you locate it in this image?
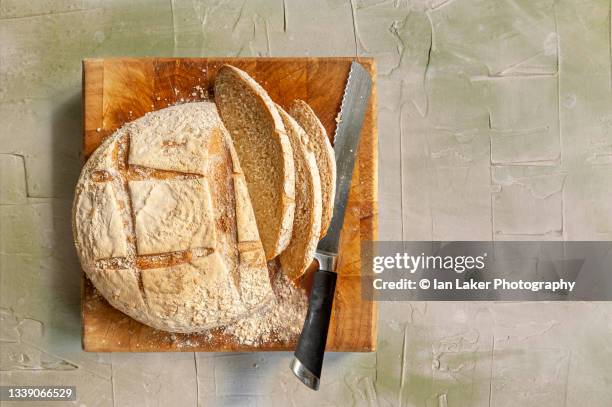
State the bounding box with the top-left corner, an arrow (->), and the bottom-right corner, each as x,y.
72,102 -> 273,333
214,65 -> 295,260
288,100 -> 336,237
276,105 -> 322,280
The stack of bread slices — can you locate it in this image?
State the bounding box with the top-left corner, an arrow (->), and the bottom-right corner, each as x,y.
214,65 -> 336,280
72,65 -> 335,333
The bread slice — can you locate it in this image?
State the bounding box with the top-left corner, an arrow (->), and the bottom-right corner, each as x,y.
214,65 -> 295,260
288,100 -> 336,237
73,102 -> 273,333
276,105 -> 322,280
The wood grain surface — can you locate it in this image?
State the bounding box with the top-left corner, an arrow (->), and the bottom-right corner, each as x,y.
81,57 -> 377,352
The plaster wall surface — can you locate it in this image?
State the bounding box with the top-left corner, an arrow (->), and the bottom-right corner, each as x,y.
1,0 -> 611,406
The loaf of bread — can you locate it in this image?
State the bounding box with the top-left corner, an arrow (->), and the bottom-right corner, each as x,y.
288,100 -> 336,237
276,105 -> 322,280
214,65 -> 296,260
72,102 -> 273,333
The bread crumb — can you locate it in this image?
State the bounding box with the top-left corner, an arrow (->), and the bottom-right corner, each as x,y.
193,85 -> 206,99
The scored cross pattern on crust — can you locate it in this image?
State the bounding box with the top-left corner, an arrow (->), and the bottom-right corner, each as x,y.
91,133 -> 215,273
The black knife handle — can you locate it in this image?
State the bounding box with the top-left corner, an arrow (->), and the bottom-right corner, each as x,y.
291,268 -> 337,390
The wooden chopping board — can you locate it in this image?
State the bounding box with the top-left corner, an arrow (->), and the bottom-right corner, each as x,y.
81,57 -> 377,352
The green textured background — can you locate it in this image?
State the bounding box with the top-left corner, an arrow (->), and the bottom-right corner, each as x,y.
1,0 -> 611,406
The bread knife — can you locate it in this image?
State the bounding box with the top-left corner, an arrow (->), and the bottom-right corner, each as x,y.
290,61 -> 372,390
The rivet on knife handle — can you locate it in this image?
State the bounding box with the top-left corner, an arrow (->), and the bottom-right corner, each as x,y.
291,61 -> 372,390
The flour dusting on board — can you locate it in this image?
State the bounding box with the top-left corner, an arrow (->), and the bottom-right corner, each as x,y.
224,261 -> 308,345
163,260 -> 308,348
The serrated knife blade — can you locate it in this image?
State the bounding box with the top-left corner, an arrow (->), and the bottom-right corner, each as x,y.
291,61 -> 372,391
317,61 -> 372,255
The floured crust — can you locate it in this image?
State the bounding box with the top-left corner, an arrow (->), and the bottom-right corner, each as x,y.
276,105 -> 322,280
289,100 -> 336,237
141,253 -> 247,332
129,178 -> 216,255
76,182 -> 128,260
127,103 -> 212,175
73,102 -> 273,333
214,65 -> 295,260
